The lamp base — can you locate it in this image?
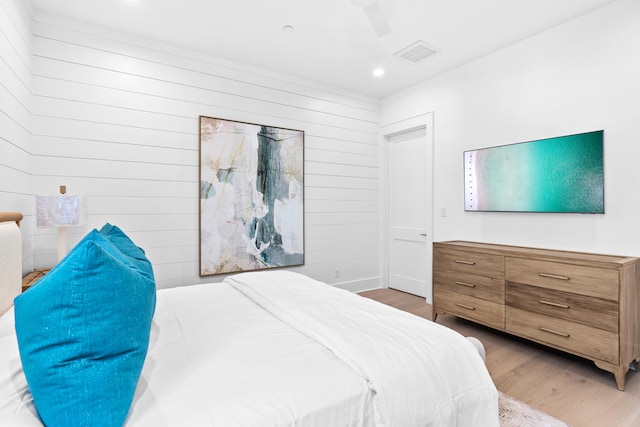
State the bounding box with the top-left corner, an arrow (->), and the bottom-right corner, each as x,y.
58,227 -> 67,262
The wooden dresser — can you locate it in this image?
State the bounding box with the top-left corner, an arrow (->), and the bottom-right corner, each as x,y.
432,240 -> 640,390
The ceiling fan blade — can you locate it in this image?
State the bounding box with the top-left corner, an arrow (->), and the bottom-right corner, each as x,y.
362,3 -> 391,37
351,0 -> 392,38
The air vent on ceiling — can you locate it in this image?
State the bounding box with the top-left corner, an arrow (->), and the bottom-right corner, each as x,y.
393,40 -> 439,64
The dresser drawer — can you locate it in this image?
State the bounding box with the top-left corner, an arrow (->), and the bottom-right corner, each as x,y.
434,288 -> 505,330
434,248 -> 504,279
434,269 -> 504,303
506,282 -> 618,332
506,307 -> 618,364
506,257 -> 619,300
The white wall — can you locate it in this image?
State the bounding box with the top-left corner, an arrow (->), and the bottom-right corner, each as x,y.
2,9 -> 382,290
381,0 -> 640,257
13,1 -> 637,291
0,0 -> 33,273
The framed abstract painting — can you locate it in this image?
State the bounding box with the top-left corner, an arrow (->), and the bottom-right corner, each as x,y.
199,116 -> 304,276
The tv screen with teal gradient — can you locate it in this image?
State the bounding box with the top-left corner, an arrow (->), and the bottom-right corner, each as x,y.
464,130 -> 604,213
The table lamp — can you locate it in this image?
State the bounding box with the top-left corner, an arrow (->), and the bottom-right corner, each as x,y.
36,185 -> 87,262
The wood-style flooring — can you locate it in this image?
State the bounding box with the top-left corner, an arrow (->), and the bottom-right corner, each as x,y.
359,288 -> 640,427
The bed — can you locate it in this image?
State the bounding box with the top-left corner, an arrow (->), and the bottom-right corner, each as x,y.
0,214 -> 499,426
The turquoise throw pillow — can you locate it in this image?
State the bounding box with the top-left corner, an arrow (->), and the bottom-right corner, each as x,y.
99,223 -> 154,279
14,229 -> 156,427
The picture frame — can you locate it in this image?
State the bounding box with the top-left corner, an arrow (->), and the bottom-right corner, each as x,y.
199,116 -> 304,276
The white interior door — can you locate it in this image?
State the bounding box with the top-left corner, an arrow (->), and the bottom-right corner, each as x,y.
386,120 -> 432,298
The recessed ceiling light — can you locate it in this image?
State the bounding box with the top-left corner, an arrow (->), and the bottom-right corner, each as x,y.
372,68 -> 385,77
283,25 -> 294,33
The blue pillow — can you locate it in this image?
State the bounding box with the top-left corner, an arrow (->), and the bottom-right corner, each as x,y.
14,229 -> 156,427
99,223 -> 154,279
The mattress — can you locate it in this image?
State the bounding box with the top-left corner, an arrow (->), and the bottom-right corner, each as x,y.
0,270 -> 499,426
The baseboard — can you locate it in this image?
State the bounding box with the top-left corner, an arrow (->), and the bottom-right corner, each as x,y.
334,276 -> 383,293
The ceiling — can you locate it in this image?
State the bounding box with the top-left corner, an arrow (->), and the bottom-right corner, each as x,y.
28,0 -> 618,99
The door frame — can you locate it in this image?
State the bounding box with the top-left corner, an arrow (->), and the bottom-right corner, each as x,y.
380,112 -> 434,302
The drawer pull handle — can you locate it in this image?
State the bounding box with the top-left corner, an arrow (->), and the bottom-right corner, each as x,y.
539,327 -> 570,338
455,281 -> 476,288
455,303 -> 476,311
539,273 -> 570,281
455,260 -> 476,265
539,300 -> 570,309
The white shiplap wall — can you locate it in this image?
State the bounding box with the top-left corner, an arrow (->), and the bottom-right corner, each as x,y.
29,12 -> 381,290
0,0 -> 33,273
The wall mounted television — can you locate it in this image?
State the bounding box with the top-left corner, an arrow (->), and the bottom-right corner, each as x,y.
464,130 -> 604,213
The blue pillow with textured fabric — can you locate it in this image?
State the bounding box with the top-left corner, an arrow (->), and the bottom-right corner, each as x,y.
14,229 -> 156,427
99,223 -> 154,279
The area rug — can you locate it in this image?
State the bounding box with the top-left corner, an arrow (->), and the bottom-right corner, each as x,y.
499,391 -> 570,427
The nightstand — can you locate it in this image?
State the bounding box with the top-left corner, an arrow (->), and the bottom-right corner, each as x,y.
22,269 -> 51,292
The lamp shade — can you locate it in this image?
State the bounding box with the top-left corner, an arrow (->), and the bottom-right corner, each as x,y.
36,195 -> 87,228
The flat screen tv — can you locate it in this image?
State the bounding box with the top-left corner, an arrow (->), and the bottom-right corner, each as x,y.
464,130 -> 604,213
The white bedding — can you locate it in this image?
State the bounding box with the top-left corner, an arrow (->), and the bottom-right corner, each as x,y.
1,270 -> 498,426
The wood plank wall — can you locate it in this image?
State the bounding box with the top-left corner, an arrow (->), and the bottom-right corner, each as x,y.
24,10 -> 381,289
0,0 -> 33,273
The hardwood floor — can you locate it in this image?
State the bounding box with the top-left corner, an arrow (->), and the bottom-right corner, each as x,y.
359,288 -> 640,427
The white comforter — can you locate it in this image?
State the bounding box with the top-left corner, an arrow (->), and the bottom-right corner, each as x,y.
1,270 -> 498,426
